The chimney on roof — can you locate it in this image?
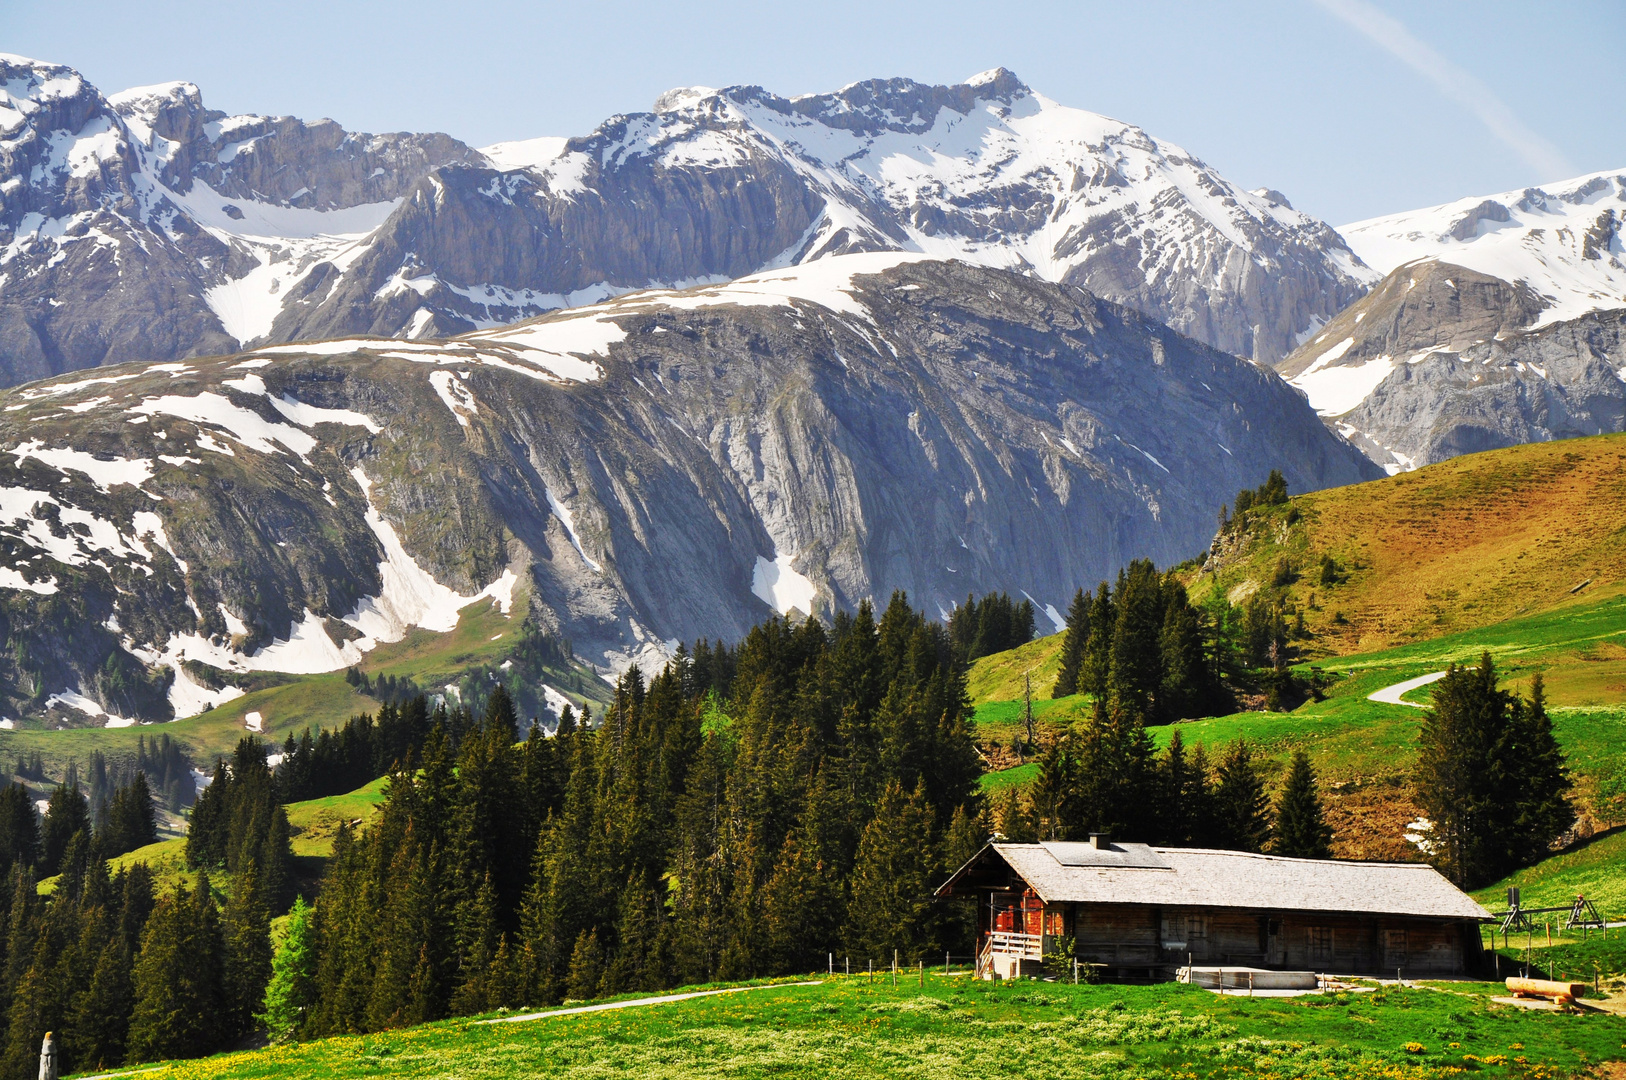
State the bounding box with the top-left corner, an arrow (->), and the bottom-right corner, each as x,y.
1089,832 -> 1110,850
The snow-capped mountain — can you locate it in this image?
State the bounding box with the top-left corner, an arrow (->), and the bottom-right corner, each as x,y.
0,256 -> 1377,726
285,68 -> 1374,365
1,57 -> 1374,387
1278,170 -> 1626,471
0,55 -> 480,385
1341,170 -> 1626,325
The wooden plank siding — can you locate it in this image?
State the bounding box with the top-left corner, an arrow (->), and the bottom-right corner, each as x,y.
1034,903 -> 1479,976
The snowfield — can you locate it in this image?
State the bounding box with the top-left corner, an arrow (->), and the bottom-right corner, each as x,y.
1339,169 -> 1626,327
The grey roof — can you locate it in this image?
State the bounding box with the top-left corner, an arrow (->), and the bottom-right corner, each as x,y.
966,843 -> 1491,921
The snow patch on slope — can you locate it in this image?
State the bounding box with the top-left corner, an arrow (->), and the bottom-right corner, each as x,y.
752,552 -> 816,615
544,487 -> 602,572
1291,357 -> 1397,417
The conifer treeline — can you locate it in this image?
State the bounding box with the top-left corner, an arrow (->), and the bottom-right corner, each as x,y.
0,736 -> 294,1077
296,594 -> 985,1034
1050,559 -> 1229,720
1011,732 -> 1331,860
947,592 -> 1035,663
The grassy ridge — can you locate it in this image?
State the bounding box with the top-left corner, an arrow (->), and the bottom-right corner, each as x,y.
1193,432 -> 1626,656
1474,829 -> 1626,919
125,974 -> 1626,1079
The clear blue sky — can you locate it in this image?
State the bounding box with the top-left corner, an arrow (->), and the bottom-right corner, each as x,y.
7,0 -> 1622,225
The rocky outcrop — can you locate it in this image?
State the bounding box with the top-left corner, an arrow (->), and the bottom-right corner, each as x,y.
0,257 -> 1378,726
1280,167 -> 1626,470
1334,308 -> 1626,468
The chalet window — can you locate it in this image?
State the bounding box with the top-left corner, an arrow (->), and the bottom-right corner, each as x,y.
1043,909 -> 1067,936
1308,926 -> 1333,961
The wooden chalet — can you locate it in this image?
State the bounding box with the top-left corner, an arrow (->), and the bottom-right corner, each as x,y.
937,835 -> 1493,980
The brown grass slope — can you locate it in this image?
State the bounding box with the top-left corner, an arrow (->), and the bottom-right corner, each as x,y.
1191,431 -> 1626,655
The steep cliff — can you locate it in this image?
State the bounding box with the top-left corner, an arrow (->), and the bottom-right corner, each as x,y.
0,257 -> 1377,726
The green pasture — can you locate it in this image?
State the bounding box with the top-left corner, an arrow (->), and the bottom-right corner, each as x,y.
108,973 -> 1626,1080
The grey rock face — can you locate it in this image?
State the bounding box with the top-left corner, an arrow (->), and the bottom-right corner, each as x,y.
292,69 -> 1371,364
1337,308 -> 1626,467
0,259 -> 1377,725
107,81 -> 483,210
1278,261 -> 1545,381
0,57 -> 479,386
2,57 -> 1372,385
1278,254 -> 1625,470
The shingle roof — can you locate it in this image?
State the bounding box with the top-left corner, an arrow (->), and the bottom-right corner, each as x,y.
949,842 -> 1491,921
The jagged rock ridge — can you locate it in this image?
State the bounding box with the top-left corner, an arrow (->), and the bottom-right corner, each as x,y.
0,54 -> 481,385
1,56 -> 1373,386
1277,170 -> 1626,471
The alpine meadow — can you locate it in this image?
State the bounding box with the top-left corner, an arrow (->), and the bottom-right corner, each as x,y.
0,6 -> 1624,1078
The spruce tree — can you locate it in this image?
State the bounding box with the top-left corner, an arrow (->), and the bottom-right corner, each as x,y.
1074,697 -> 1157,840
843,780 -> 938,964
1051,589 -> 1090,699
994,783 -> 1036,843
222,860 -> 272,1041
0,783 -> 40,878
1271,751 -> 1333,859
564,930 -> 603,1001
1211,739 -> 1271,853
127,880 -> 201,1062
1417,656 -> 1572,887
68,933 -> 135,1070
258,896 -> 316,1042
1080,583 -> 1115,699
1504,674 -> 1573,868
449,873 -> 501,1016
1156,731 -> 1209,846
41,782 -> 91,875
1028,734 -> 1075,839
1106,560 -> 1165,722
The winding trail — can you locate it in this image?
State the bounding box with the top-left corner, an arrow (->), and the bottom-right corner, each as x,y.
1367,671 -> 1448,707
478,981 -> 824,1024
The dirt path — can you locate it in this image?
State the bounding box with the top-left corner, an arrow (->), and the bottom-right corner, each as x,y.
477,981 -> 824,1024
1368,671 -> 1447,707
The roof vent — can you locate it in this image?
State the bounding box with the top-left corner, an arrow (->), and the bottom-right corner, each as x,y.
1089,832 -> 1111,850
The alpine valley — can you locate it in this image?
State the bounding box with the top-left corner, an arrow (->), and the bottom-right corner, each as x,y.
0,53 -> 1621,727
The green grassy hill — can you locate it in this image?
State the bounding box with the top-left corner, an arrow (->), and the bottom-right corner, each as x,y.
44,775 -> 394,902
971,592 -> 1626,861
119,971 -> 1626,1080
1194,431 -> 1626,656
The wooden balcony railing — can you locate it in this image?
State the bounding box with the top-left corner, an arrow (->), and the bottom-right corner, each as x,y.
984,931 -> 1043,960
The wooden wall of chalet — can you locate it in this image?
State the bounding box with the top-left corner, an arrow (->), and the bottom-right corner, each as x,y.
1040,903 -> 1479,975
